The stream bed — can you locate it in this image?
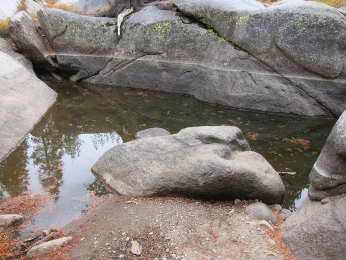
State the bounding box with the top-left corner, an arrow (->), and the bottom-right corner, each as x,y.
0,81 -> 336,238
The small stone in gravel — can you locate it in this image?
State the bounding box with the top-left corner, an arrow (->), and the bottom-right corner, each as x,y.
281,208 -> 292,216
274,204 -> 282,213
279,213 -> 287,220
234,199 -> 241,204
321,198 -> 331,204
131,240 -> 142,255
258,220 -> 274,231
268,238 -> 276,245
0,214 -> 24,227
26,236 -> 72,258
246,202 -> 277,224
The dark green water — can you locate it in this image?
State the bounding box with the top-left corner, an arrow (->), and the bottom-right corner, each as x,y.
0,81 -> 335,236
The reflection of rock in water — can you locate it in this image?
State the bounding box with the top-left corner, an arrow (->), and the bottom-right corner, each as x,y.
86,178 -> 112,197
0,137 -> 30,201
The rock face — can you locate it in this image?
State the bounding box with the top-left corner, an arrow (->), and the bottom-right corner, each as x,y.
281,195 -> 346,260
0,52 -> 57,162
92,126 -> 286,204
84,4 -> 332,117
175,0 -> 346,79
8,11 -> 58,71
8,0 -> 346,117
0,38 -> 34,72
37,8 -> 118,81
309,110 -> 346,200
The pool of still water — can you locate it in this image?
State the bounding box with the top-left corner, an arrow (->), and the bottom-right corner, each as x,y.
0,81 -> 336,238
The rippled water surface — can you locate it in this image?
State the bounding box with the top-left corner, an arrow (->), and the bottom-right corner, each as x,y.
0,81 -> 336,237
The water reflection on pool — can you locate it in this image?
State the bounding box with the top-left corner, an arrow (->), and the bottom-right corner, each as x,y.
0,81 -> 336,237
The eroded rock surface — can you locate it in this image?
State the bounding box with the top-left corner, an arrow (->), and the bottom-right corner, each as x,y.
309,110 -> 346,199
92,126 -> 285,204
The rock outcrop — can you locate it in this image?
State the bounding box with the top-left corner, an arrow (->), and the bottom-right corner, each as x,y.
8,11 -> 58,71
37,8 -> 118,81
282,110 -> 346,259
281,195 -> 346,260
85,4 -> 331,117
175,0 -> 346,79
92,126 -> 286,204
309,110 -> 346,200
23,0 -> 345,117
0,52 -> 57,162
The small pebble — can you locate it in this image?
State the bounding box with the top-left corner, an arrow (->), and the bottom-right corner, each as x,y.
321,198 -> 331,204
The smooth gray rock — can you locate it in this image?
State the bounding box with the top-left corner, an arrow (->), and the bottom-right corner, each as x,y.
85,5 -> 332,117
37,8 -> 117,80
135,128 -> 170,139
8,11 -> 58,71
0,52 -> 57,162
309,110 -> 346,191
0,214 -> 24,227
281,196 -> 323,231
281,195 -> 346,260
26,236 -> 72,258
0,38 -> 34,72
246,202 -> 277,224
92,126 -> 286,204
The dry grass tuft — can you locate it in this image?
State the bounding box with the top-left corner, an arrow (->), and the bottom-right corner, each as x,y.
0,18 -> 10,36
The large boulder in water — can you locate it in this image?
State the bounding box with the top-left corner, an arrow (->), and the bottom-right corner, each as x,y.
308,110 -> 346,200
92,126 -> 286,204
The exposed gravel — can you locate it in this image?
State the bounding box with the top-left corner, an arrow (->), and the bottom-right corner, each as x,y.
57,196 -> 289,260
